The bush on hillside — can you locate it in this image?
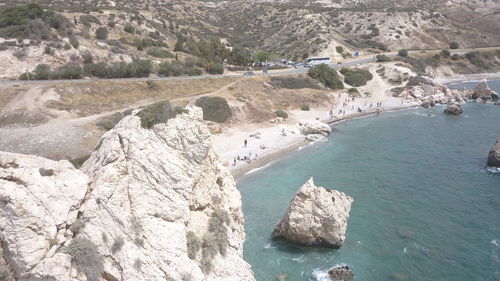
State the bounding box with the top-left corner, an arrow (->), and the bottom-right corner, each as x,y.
64,237 -> 103,281
136,101 -> 185,129
307,64 -> 344,89
335,46 -> 344,53
440,49 -> 450,57
270,76 -> 321,89
123,24 -> 135,33
464,52 -> 489,69
449,42 -> 459,49
451,54 -> 461,60
340,68 -> 373,87
206,62 -> 224,74
274,110 -> 288,119
146,47 -> 174,58
195,97 -> 232,123
300,105 -> 310,111
398,49 -> 408,57
376,54 -> 391,62
95,27 -> 108,40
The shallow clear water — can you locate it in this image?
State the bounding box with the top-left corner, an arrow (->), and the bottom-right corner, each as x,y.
238,80 -> 500,281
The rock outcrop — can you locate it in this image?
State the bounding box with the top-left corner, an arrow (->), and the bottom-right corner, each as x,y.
298,121 -> 332,142
397,76 -> 471,107
0,106 -> 255,281
472,81 -> 499,102
328,265 -> 354,281
443,103 -> 463,115
487,138 -> 500,168
272,177 -> 353,248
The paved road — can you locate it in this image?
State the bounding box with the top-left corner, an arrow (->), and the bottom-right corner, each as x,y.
2,46 -> 499,87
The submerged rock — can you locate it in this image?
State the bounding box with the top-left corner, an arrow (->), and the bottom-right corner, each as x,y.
487,138 -> 500,168
443,103 -> 463,115
272,177 -> 353,248
328,265 -> 354,281
0,106 -> 255,281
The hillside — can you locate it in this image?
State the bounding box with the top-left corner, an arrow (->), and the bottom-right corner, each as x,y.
0,0 -> 499,79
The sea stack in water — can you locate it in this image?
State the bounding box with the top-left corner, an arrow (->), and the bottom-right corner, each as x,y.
443,103 -> 463,115
272,177 -> 353,248
328,265 -> 355,281
472,80 -> 499,102
487,138 -> 500,167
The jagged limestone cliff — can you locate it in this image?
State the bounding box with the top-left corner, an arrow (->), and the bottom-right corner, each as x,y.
0,106 -> 255,281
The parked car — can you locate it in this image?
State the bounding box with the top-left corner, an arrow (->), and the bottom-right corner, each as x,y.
243,71 -> 255,76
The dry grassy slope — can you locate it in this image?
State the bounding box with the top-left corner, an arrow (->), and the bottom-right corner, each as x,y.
211,0 -> 500,57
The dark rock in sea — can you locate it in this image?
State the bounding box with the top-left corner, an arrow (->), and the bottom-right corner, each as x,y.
472,81 -> 499,101
395,227 -> 414,240
487,138 -> 500,167
443,103 -> 463,115
328,265 -> 354,281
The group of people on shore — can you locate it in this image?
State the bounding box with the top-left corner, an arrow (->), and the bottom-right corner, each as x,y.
329,94 -> 386,120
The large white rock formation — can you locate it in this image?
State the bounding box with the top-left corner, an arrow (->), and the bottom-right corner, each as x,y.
0,106 -> 255,281
272,177 -> 353,248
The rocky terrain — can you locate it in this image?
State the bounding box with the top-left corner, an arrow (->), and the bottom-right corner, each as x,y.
487,138 -> 500,168
272,177 -> 353,248
0,106 -> 255,281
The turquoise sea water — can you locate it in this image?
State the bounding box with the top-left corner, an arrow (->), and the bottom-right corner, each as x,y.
238,80 -> 500,281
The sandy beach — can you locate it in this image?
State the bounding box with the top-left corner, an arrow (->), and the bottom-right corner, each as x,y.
213,90 -> 419,178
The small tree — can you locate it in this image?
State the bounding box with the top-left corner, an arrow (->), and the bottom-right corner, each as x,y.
440,49 -> 451,57
398,49 -> 408,57
335,46 -> 344,53
123,24 -> 135,33
95,27 -> 108,40
307,64 -> 344,89
449,42 -> 459,49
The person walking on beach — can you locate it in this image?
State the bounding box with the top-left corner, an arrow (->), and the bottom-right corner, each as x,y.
244,139 -> 247,147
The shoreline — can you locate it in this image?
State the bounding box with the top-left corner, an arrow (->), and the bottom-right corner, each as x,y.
228,73 -> 499,180
230,104 -> 419,180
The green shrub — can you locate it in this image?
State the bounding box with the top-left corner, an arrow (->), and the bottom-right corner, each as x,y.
96,112 -> 123,130
335,46 -> 344,53
440,49 -> 450,57
136,101 -> 181,128
146,47 -> 174,58
274,110 -> 288,119
81,51 -> 93,64
64,237 -> 103,281
398,49 -> 408,57
376,54 -> 391,62
95,27 -> 108,40
464,52 -> 488,69
270,77 -> 321,89
187,231 -> 202,259
50,64 -> 82,79
79,15 -> 100,27
451,54 -> 461,60
34,64 -> 51,80
348,88 -> 359,93
449,42 -> 459,49
307,64 -> 344,89
300,105 -> 310,111
340,68 -> 373,87
124,24 -> 135,33
44,46 -> 55,55
111,236 -> 124,254
186,67 -> 202,76
69,155 -> 90,168
206,62 -> 224,74
84,63 -> 108,78
70,37 -> 79,49
195,97 -> 232,123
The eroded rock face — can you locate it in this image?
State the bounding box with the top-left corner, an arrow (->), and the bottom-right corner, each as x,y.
272,177 -> 353,248
0,152 -> 88,281
0,106 -> 255,281
487,138 -> 500,168
398,76 -> 471,107
443,103 -> 463,115
473,81 -> 499,101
